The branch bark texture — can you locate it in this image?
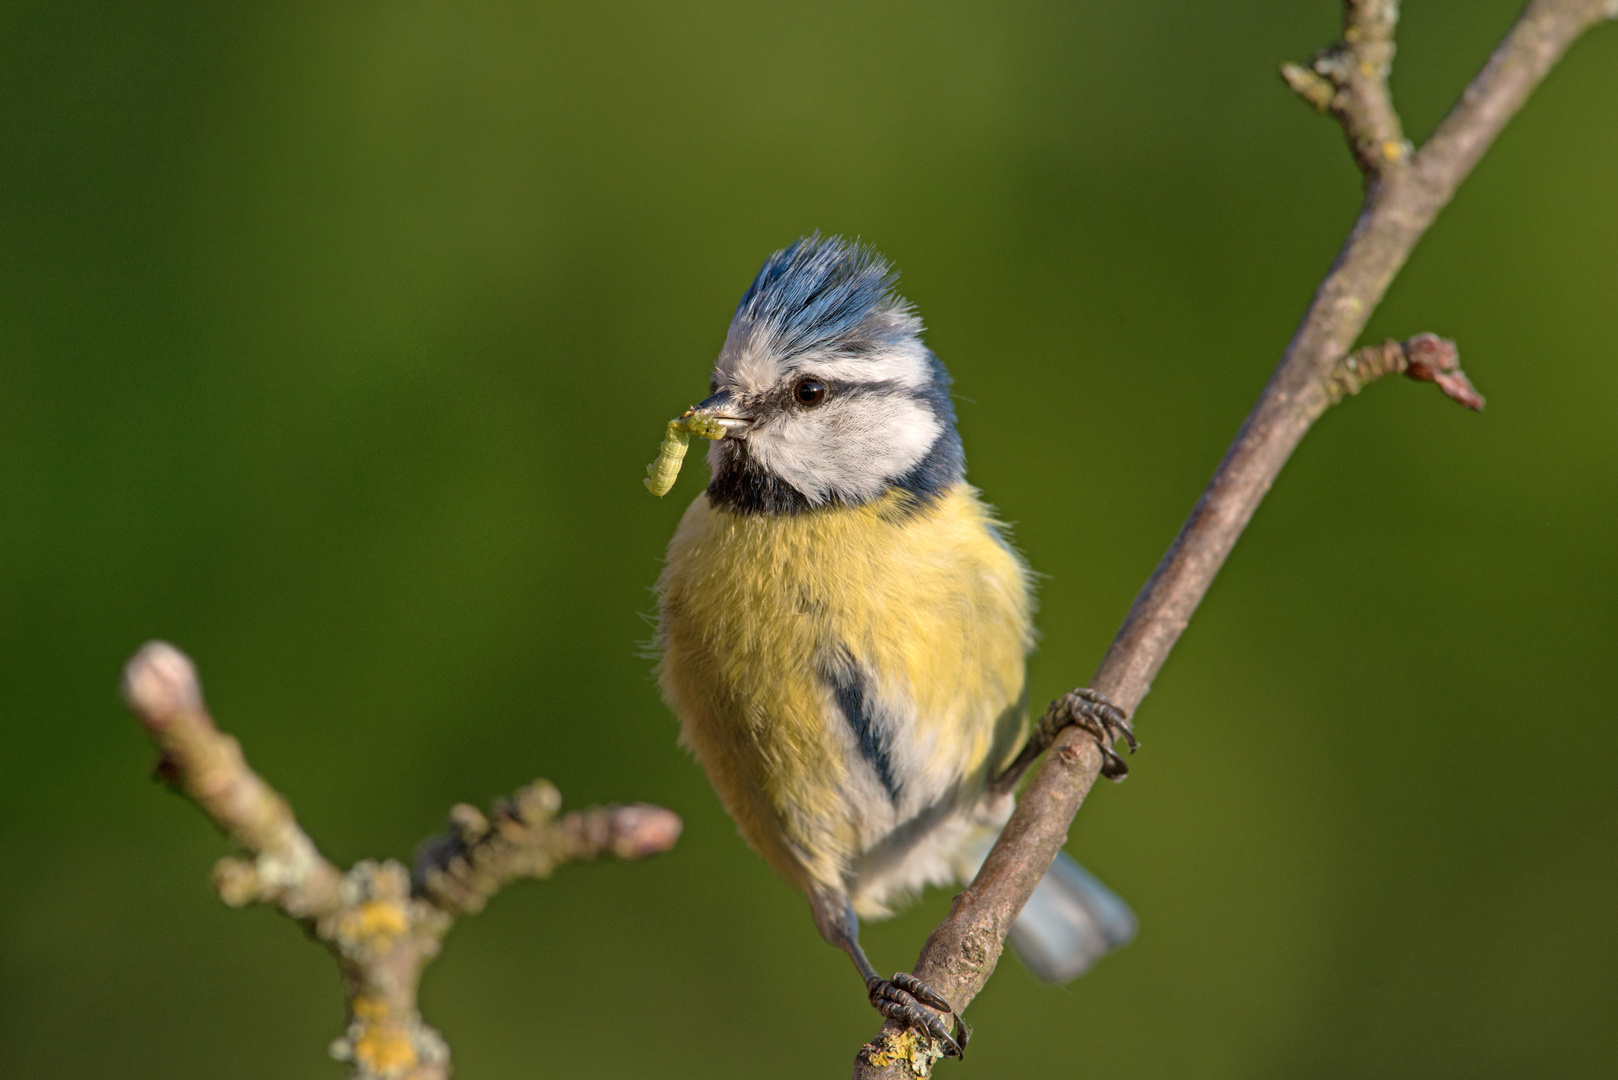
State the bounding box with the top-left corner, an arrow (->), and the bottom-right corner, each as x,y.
855,2 -> 1612,1075
123,641 -> 682,1080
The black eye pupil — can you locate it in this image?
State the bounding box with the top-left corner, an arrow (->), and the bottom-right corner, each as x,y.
795,379 -> 827,406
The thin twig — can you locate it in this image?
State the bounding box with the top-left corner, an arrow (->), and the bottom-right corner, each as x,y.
1328,333 -> 1484,409
853,3 -> 1612,1076
124,641 -> 682,1080
1283,0 -> 1410,180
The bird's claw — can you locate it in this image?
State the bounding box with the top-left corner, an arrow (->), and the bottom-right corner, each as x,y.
1052,687 -> 1137,781
868,972 -> 970,1059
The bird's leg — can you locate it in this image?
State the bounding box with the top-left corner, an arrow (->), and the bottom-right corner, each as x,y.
991,686 -> 1137,795
809,888 -> 969,1058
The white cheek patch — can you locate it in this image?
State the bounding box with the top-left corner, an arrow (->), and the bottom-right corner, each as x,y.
747,393 -> 943,505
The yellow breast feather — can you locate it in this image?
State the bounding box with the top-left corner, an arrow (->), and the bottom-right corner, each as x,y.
655,483 -> 1033,901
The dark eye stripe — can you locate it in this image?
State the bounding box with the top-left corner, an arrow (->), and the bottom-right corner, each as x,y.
793,377 -> 903,402
740,377 -> 913,420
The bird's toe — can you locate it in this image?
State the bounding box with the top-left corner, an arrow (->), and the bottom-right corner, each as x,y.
1055,687 -> 1137,780
868,974 -> 969,1058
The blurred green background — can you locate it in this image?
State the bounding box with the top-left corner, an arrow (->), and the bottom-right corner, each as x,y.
2,1 -> 1615,1077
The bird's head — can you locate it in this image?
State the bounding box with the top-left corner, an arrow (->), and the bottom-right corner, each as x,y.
689,235 -> 963,514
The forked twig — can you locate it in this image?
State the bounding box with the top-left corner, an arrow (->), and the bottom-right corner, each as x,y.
124,641 -> 681,1080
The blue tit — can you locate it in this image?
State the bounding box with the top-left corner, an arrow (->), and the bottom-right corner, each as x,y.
653,236 -> 1135,1053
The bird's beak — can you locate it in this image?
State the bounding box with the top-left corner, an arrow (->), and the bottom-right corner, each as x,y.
686,389 -> 753,439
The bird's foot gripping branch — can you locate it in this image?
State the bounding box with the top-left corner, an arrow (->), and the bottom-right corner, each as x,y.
853,1 -> 1613,1076
122,641 -> 682,1080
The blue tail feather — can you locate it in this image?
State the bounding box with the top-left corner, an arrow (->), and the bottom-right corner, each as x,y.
1007,851 -> 1136,983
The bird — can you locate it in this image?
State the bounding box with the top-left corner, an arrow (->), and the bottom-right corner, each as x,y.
652,235 -> 1137,1056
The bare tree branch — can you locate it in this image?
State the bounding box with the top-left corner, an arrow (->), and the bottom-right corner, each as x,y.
124,641 -> 682,1080
854,3 -> 1614,1075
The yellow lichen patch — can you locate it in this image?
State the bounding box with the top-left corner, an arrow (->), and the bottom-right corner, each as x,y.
351,995 -> 390,1021
340,899 -> 411,949
353,1023 -> 418,1075
359,899 -> 411,936
1381,139 -> 1404,162
865,1028 -> 945,1078
346,998 -> 420,1077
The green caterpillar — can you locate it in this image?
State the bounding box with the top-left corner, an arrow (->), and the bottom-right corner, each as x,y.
644,412 -> 727,496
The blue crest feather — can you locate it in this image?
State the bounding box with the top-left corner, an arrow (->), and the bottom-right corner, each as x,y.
733,235 -> 918,360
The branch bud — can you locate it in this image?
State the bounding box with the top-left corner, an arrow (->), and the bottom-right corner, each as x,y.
214,856 -> 262,907
1402,333 -> 1485,411
448,803 -> 490,842
607,804 -> 684,859
122,641 -> 204,729
1280,62 -> 1335,111
511,780 -> 563,825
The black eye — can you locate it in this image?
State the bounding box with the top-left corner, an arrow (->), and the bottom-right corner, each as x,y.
794,378 -> 827,407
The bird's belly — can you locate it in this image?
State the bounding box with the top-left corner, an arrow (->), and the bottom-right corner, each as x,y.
655,485 -> 1032,901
